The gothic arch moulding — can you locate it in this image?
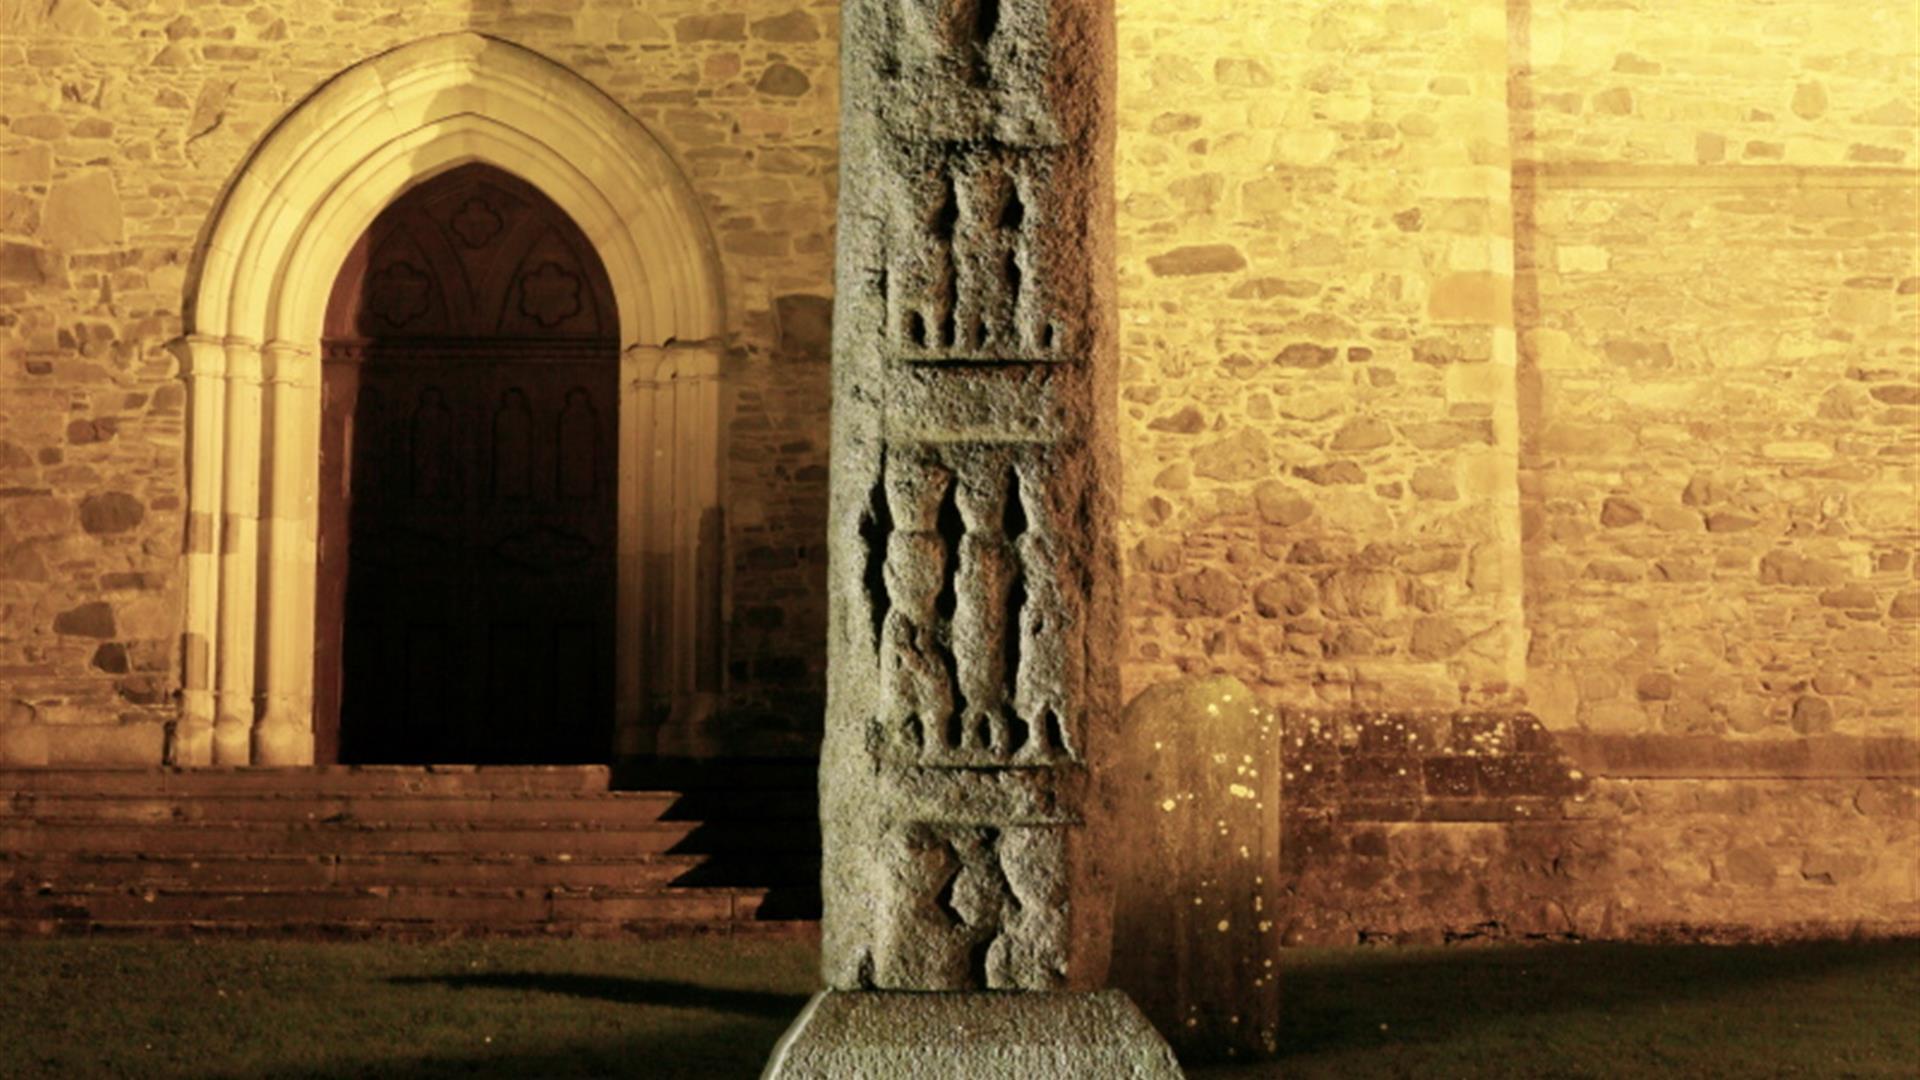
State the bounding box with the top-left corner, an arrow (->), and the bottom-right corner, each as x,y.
180,32 -> 727,765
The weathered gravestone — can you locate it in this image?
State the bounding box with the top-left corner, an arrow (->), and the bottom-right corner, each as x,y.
762,0 -> 1181,1074
1112,676 -> 1284,1061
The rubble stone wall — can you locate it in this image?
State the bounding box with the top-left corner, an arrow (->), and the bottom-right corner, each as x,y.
1115,0 -> 1528,712
1111,0 -> 1919,939
1514,0 -> 1919,743
1,0 -> 1915,937
0,0 -> 840,759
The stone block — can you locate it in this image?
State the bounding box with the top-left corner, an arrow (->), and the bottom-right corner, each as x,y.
1329,417 -> 1392,452
1148,405 -> 1205,434
675,13 -> 746,41
1146,244 -> 1245,276
1,144 -> 52,184
1428,272 -> 1510,324
1191,429 -> 1268,481
42,722 -> 165,765
42,171 -> 124,250
52,601 -> 115,638
1275,343 -> 1336,368
752,11 -> 820,42
763,991 -> 1181,1078
78,492 -> 144,535
1169,567 -> 1242,617
757,64 -> 812,97
0,241 -> 51,284
775,294 -> 832,362
1252,481 -> 1311,526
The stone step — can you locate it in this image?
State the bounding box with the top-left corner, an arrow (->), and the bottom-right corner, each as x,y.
0,766 -> 615,797
1,819 -> 819,858
2,789 -> 818,825
0,851 -> 822,891
0,763 -> 824,938
0,917 -> 820,940
0,884 -> 772,926
0,791 -> 689,826
1,852 -> 770,891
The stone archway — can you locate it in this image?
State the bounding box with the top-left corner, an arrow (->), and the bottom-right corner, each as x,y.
179,32 -> 726,766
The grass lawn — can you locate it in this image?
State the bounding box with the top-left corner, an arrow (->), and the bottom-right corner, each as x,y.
2,935 -> 1915,1078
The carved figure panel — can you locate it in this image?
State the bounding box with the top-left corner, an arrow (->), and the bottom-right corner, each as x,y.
863,0 -> 1063,146
883,146 -> 1066,363
873,822 -> 1069,991
865,441 -> 1082,767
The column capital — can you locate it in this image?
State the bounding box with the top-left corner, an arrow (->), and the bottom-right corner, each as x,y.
176,335 -> 229,378
222,337 -> 265,383
261,339 -> 319,387
623,341 -> 726,385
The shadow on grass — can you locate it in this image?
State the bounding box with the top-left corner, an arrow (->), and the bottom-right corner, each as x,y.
1275,939 -> 1916,1056
388,972 -> 807,1019
13,938 -> 1911,1080
200,1019 -> 793,1080
1188,938 -> 1920,1077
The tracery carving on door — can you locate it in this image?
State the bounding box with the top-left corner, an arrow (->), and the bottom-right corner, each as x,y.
317,163 -> 618,763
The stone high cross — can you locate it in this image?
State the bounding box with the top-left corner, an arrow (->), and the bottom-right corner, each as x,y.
764,0 -> 1181,1072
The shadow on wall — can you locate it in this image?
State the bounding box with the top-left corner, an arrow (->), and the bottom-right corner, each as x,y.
1111,674 -> 1596,1059
1113,672 -> 1920,1060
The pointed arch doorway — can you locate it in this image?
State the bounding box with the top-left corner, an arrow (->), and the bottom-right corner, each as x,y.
179,34 -> 728,767
317,163 -> 617,764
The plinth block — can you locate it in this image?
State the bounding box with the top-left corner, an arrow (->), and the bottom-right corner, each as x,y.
762,990 -> 1185,1078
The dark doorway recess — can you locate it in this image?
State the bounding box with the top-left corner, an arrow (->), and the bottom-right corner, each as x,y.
318,163 -> 619,765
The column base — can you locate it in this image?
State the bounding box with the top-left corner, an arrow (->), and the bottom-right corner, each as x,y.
252,716 -> 314,766
762,990 -> 1184,1079
171,722 -> 214,766
211,714 -> 252,765
651,692 -> 721,758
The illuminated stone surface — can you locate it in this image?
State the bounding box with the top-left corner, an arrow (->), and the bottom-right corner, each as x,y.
0,0 -> 1914,975
811,0 -> 1124,996
767,0 -> 1181,1071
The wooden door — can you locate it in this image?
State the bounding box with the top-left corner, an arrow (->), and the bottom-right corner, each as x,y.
317,164 -> 619,764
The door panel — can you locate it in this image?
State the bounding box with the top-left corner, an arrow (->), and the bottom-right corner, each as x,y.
317,163 -> 619,764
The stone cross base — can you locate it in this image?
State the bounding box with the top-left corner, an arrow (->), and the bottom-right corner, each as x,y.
762,991 -> 1184,1078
